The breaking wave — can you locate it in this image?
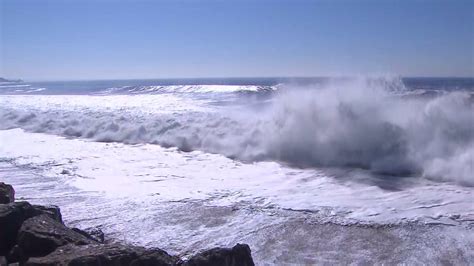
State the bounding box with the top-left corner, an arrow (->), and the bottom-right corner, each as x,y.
0,77 -> 473,185
98,85 -> 277,95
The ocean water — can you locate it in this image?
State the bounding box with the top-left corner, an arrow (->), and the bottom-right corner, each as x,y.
0,77 -> 473,264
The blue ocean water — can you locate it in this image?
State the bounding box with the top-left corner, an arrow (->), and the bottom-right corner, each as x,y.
1,77 -> 473,95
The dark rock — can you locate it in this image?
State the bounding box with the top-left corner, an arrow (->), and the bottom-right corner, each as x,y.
0,202 -> 37,255
0,201 -> 65,257
32,205 -> 63,224
16,215 -> 95,259
131,248 -> 182,266
1,184 -> 256,266
6,244 -> 24,263
72,227 -> 105,243
0,182 -> 15,204
183,244 -> 254,266
60,169 -> 70,175
0,256 -> 7,265
25,244 -> 181,266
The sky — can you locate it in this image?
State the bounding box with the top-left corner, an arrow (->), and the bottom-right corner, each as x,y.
0,0 -> 473,80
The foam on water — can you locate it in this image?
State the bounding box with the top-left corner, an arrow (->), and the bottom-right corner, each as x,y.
1,157 -> 472,264
1,77 -> 473,185
0,128 -> 472,225
99,84 -> 277,94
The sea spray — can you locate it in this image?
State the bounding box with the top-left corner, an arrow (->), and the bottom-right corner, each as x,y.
1,77 -> 472,185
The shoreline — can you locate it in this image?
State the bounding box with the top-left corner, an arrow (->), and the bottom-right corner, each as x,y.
1,162 -> 473,264
0,182 -> 255,265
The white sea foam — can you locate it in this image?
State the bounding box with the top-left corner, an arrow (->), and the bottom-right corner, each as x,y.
0,128 -> 472,225
1,78 -> 472,185
99,84 -> 277,95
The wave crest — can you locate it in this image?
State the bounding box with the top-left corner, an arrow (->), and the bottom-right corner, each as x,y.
1,77 -> 472,185
98,84 -> 277,95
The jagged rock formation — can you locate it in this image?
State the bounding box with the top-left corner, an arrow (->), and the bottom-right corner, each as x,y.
0,183 -> 255,265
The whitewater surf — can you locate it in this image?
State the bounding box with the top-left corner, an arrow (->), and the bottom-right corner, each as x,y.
0,77 -> 473,264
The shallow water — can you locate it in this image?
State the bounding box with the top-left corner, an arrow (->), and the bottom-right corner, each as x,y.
1,160 -> 473,264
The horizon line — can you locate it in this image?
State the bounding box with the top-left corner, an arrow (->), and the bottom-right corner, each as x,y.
5,75 -> 474,83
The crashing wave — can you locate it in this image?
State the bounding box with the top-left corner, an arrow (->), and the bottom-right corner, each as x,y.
0,77 -> 473,186
97,84 -> 278,95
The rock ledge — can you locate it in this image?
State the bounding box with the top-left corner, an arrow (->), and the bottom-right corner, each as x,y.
0,183 -> 254,265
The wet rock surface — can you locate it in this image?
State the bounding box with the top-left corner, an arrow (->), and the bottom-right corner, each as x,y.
0,201 -> 37,255
25,244 -> 181,266
0,182 -> 14,204
182,244 -> 255,266
32,205 -> 63,224
0,183 -> 255,265
71,227 -> 105,243
17,214 -> 95,259
0,202 -> 67,256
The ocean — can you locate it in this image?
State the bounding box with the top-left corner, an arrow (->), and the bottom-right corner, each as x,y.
0,76 -> 473,264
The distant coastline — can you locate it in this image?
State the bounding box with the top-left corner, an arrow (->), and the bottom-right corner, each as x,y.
11,76 -> 474,85
0,77 -> 23,83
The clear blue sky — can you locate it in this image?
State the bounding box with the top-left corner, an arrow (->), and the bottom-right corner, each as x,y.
1,0 -> 473,80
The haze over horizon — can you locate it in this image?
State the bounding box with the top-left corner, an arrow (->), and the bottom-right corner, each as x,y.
1,0 -> 473,80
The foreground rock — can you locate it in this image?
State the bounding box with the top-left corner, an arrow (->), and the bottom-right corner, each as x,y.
16,215 -> 96,259
26,244 -> 181,266
0,182 -> 15,203
32,205 -> 63,224
0,202 -> 64,256
0,202 -> 38,255
25,243 -> 254,266
183,244 -> 254,266
71,227 -> 105,243
0,182 -> 255,265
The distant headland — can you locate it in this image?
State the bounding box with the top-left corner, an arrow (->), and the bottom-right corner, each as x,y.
0,77 -> 23,83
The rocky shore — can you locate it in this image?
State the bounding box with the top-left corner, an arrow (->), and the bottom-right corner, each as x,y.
0,182 -> 255,265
